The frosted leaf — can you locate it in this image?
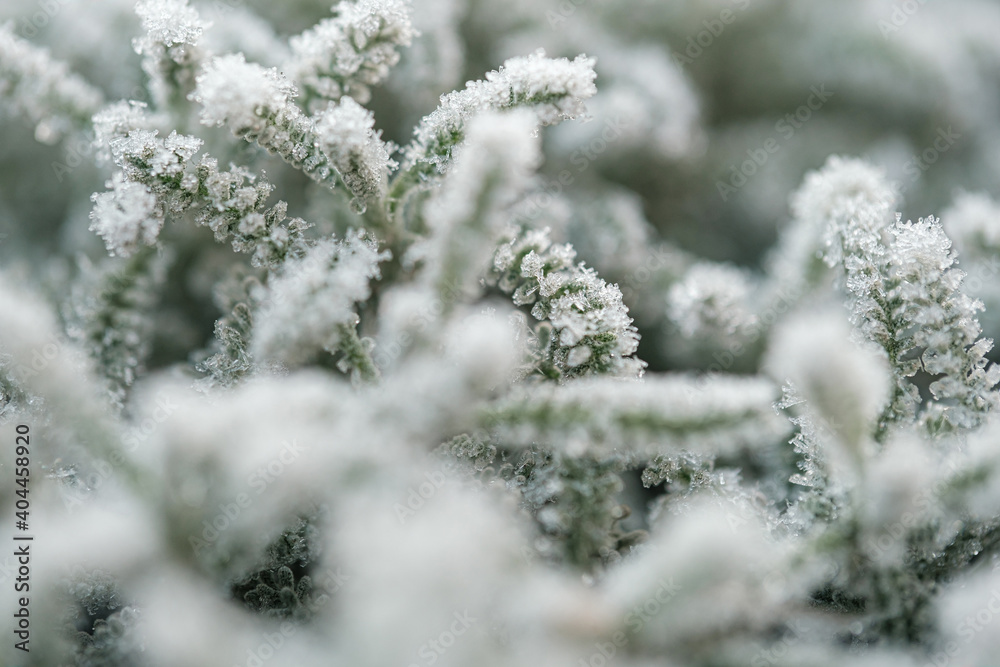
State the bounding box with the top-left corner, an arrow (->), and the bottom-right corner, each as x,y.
193,54 -> 343,190
286,0 -> 415,110
790,157 -> 1000,437
89,173 -> 164,257
887,215 -> 1000,433
92,100 -> 160,165
133,0 -> 208,110
791,156 -> 895,269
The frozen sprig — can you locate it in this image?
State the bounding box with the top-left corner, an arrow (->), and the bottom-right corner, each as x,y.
0,22 -> 104,144
396,50 -> 597,192
285,0 -> 416,111
192,54 -> 338,189
92,103 -> 308,267
194,157 -> 310,268
793,157 -> 1000,437
490,227 -> 643,380
481,374 -> 788,460
251,231 -> 389,378
887,215 -> 1000,434
314,97 -> 397,206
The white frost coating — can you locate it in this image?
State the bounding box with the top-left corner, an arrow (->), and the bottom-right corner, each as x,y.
790,157 -> 1000,436
89,173 -> 163,257
790,156 -> 895,270
315,97 -> 396,203
887,215 -> 1000,430
133,0 -> 207,109
285,0 -> 416,109
251,231 -> 389,366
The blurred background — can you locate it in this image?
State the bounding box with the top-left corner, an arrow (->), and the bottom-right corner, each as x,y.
3,0 -> 1000,375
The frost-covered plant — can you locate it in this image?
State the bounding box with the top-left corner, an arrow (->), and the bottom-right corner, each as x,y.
5,2 -> 1000,667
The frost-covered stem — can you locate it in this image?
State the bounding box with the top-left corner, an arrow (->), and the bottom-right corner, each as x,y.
0,22 -> 104,144
91,103 -> 309,268
192,54 -> 339,188
285,0 -> 416,111
193,55 -> 397,235
390,51 -> 598,217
